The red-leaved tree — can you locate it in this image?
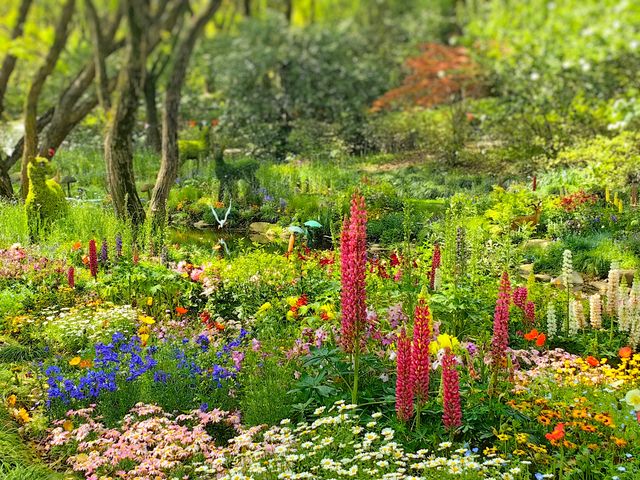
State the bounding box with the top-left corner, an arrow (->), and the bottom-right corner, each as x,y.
371,43 -> 483,112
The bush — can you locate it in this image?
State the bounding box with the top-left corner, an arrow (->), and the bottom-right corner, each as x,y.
206,14 -> 395,157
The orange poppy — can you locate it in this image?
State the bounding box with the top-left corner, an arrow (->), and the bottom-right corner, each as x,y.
536,333 -> 546,347
586,356 -> 599,367
545,423 -> 565,442
82,255 -> 89,265
619,346 -> 633,358
176,306 -> 188,316
72,241 -> 82,251
524,329 -> 539,341
214,321 -> 225,331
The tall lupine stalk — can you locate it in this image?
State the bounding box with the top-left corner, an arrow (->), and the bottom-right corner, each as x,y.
100,238 -> 108,265
67,266 -> 75,288
606,263 -> 620,316
429,243 -> 441,290
340,192 -> 367,404
589,293 -> 602,329
490,272 -> 511,394
442,348 -> 462,430
562,249 -> 574,333
524,301 -> 535,324
411,299 -> 431,427
395,327 -> 414,422
88,239 -> 98,278
513,286 -> 527,310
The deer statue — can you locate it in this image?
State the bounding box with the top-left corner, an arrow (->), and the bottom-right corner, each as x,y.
213,144 -> 259,202
178,122 -> 211,172
511,201 -> 543,230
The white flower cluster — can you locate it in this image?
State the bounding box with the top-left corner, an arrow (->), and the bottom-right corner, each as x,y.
213,400 -> 530,480
41,303 -> 138,350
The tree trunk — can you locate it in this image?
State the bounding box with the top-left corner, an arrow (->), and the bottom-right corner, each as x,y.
0,0 -> 34,119
104,0 -> 147,225
285,0 -> 293,23
144,73 -> 162,153
85,0 -> 111,110
243,0 -> 251,16
20,0 -> 75,199
150,0 -> 222,232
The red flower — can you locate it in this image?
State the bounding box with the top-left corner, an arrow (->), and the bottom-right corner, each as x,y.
395,327 -> 413,422
67,266 -> 75,288
339,193 -> 367,354
524,328 -> 539,341
442,348 -> 462,429
429,243 -> 441,290
535,333 -> 546,347
48,147 -> 56,157
411,299 -> 431,405
586,356 -> 599,367
491,272 -> 511,367
176,306 -> 188,316
619,346 -> 633,358
88,239 -> 98,278
545,423 -> 565,442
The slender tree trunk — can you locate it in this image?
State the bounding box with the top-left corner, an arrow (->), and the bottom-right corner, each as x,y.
0,0 -> 34,119
150,0 -> 222,231
144,73 -> 162,153
285,0 -> 293,23
104,0 -> 147,225
85,0 -> 111,110
242,0 -> 251,16
20,0 -> 75,199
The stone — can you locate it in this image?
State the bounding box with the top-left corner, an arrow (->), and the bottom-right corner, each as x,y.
551,272 -> 583,287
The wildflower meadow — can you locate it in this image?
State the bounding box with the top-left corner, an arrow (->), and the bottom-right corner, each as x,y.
2,1 -> 640,479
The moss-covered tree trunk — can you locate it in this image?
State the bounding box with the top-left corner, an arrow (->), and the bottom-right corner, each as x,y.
149,0 -> 222,233
104,0 -> 147,225
20,0 -> 75,199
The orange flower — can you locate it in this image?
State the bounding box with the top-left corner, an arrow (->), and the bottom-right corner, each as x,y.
619,346 -> 633,358
72,241 -> 82,251
545,423 -> 565,442
79,359 -> 93,369
586,356 -> 599,367
175,306 -> 187,316
82,255 -> 89,266
214,321 -> 225,331
524,329 -> 539,341
536,333 -> 546,347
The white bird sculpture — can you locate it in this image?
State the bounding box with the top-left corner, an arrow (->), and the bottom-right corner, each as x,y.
210,200 -> 232,229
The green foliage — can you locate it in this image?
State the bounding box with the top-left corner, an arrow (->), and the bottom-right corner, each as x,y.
25,158 -> 67,241
208,14 -> 394,157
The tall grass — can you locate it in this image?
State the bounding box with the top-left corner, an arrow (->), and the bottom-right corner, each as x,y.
0,200 -> 137,257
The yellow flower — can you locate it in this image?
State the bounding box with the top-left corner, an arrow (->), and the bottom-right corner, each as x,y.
146,297 -> 153,306
15,408 -> 30,423
286,297 -> 298,307
257,302 -> 272,314
140,316 -> 155,325
63,420 -> 74,432
69,356 -> 81,366
7,394 -> 17,407
496,434 -> 511,441
139,334 -> 149,346
429,333 -> 460,354
624,389 -> 640,410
